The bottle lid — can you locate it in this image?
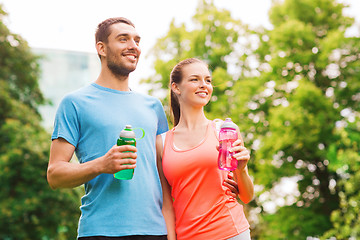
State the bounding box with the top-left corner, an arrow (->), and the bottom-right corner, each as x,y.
220,118 -> 237,130
120,125 -> 136,138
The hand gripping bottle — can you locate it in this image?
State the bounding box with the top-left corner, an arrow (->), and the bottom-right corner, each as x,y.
218,118 -> 238,171
114,125 -> 136,180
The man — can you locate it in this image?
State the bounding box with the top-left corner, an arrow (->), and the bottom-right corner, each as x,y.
47,17 -> 175,240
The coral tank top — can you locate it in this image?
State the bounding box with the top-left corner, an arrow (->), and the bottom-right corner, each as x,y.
162,121 -> 249,240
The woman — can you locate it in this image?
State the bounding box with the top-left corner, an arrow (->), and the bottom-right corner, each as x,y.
156,58 -> 254,240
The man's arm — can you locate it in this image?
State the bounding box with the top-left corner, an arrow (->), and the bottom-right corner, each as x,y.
47,138 -> 137,189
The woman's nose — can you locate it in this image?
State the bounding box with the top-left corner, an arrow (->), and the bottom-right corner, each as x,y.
199,79 -> 206,87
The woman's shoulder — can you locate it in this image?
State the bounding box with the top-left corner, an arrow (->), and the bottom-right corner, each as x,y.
160,130 -> 172,149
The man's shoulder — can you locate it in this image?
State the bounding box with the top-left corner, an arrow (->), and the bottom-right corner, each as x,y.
56,84 -> 94,109
133,91 -> 154,99
133,91 -> 162,104
63,84 -> 94,99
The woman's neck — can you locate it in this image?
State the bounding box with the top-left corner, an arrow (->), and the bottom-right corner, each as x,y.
176,107 -> 209,131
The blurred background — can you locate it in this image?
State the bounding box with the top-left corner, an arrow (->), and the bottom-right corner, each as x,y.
0,0 -> 359,239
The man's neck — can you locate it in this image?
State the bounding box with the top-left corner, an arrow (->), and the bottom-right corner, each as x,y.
95,70 -> 130,91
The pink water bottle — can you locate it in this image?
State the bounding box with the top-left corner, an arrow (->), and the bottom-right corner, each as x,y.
218,118 -> 238,171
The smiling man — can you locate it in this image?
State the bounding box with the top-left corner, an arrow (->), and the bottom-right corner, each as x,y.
46,17 -> 175,240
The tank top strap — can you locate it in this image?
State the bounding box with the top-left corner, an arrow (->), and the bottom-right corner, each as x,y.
161,130 -> 171,159
211,119 -> 223,141
166,129 -> 174,145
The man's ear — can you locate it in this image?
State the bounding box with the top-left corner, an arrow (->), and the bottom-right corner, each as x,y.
171,82 -> 181,95
96,41 -> 106,58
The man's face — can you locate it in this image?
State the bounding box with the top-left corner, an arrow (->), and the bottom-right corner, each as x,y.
105,22 -> 141,76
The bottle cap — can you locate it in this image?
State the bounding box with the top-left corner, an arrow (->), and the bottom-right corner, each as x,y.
120,125 -> 136,138
220,118 -> 237,130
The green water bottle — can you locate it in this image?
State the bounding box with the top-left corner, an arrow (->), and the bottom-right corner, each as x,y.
114,125 -> 136,180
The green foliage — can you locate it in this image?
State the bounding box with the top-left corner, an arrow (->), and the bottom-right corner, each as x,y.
0,118 -> 81,240
322,121 -> 360,239
269,0 -> 353,30
251,0 -> 360,238
260,80 -> 337,161
0,10 -> 44,114
257,205 -> 331,240
0,5 -> 80,239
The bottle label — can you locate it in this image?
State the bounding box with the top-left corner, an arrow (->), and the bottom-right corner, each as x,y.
218,139 -> 237,171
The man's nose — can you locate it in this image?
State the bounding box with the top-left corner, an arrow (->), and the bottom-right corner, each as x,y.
128,39 -> 139,49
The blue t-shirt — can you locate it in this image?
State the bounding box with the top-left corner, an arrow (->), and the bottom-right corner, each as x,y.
52,83 -> 169,237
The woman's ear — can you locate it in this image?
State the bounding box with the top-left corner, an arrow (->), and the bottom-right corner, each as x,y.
171,82 -> 181,95
96,41 -> 106,58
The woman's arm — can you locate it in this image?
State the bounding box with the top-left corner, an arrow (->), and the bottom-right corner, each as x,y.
231,133 -> 254,204
156,135 -> 177,240
234,165 -> 254,204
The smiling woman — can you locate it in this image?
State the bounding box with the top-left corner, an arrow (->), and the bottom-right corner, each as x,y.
158,58 -> 254,240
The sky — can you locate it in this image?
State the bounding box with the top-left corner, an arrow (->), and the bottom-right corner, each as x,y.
1,0 -> 359,89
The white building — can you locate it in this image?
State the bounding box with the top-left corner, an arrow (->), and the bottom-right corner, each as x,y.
33,48 -> 100,131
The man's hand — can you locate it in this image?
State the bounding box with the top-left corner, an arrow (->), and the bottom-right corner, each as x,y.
99,144 -> 137,174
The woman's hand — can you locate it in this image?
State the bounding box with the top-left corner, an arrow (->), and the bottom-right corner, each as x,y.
230,139 -> 250,171
223,172 -> 239,198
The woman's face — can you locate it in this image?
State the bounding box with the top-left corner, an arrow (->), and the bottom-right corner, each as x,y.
174,62 -> 213,108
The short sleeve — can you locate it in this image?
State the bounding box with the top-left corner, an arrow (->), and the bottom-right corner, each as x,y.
51,95 -> 80,147
154,99 -> 169,135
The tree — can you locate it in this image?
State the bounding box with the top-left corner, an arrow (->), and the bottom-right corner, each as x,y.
238,0 -> 360,238
0,5 -> 80,239
322,121 -> 360,239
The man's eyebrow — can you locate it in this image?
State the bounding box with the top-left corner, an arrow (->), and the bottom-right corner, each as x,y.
115,33 -> 129,38
115,33 -> 141,39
